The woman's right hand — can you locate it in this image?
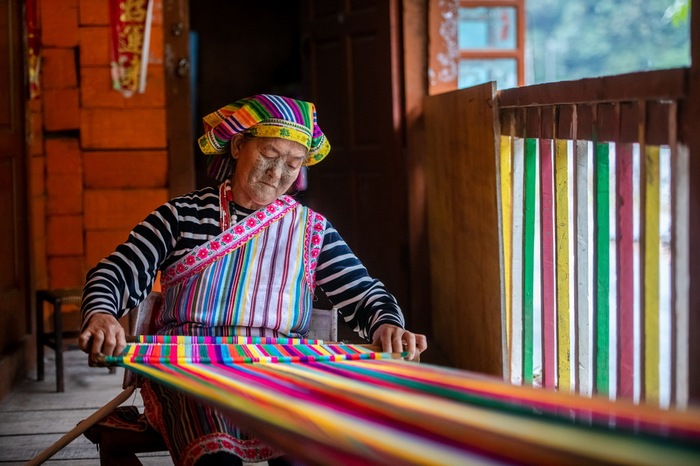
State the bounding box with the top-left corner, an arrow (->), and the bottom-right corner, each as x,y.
78,313 -> 126,366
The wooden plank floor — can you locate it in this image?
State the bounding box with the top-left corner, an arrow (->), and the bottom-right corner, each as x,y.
0,349 -> 172,465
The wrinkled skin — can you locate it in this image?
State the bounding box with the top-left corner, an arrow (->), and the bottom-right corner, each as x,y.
80,135 -> 427,363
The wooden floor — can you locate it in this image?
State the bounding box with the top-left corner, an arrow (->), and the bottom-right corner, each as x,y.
0,349 -> 172,465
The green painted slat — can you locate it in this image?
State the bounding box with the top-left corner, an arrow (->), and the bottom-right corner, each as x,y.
523,138 -> 537,384
594,142 -> 610,395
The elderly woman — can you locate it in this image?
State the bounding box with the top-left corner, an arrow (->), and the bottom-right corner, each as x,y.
79,94 -> 427,466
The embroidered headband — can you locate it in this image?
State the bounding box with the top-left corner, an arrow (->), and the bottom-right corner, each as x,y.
198,94 -> 331,181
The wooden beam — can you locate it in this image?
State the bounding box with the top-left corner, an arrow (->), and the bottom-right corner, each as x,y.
498,68 -> 687,108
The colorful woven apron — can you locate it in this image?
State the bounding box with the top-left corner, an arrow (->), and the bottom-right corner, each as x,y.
142,194 -> 327,464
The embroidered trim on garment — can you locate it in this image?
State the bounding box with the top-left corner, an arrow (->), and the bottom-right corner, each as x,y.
181,432 -> 278,466
305,210 -> 326,290
161,195 -> 298,289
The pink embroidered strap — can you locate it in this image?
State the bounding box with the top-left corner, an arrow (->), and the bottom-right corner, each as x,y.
161,196 -> 298,289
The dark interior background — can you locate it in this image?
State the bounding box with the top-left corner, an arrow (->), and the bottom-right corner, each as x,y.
190,1 -> 303,189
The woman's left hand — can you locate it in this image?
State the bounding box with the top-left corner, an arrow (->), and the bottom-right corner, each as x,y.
372,324 -> 427,361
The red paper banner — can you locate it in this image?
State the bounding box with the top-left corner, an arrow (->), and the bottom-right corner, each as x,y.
109,0 -> 154,96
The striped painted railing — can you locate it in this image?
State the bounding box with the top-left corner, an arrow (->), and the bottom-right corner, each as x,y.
497,70 -> 690,408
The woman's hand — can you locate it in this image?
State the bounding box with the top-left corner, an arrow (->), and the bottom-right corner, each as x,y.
78,313 -> 126,366
372,323 -> 428,361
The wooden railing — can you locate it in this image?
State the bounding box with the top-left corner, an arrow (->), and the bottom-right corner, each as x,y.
497,68 -> 692,407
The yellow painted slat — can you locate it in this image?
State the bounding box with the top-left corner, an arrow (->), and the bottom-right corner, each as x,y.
554,139 -> 571,391
500,136 -> 513,354
643,145 -> 661,404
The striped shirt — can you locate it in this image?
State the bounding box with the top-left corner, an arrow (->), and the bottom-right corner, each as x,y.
81,186 -> 405,341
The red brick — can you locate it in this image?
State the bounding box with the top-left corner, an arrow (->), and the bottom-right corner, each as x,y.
42,48 -> 78,89
125,65 -> 165,108
79,0 -> 109,25
33,232 -> 49,290
48,255 -> 85,289
84,150 -> 167,188
80,66 -> 126,108
79,27 -> 110,66
32,195 -> 46,242
85,229 -> 131,267
43,89 -> 80,131
47,172 -> 83,214
80,108 -> 167,149
41,1 -> 79,47
44,0 -> 78,7
81,65 -> 165,109
30,156 -> 45,198
84,188 -> 167,230
46,138 -> 82,175
47,214 -> 84,255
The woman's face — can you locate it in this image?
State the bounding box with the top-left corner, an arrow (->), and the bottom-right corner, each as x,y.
229,134 -> 307,209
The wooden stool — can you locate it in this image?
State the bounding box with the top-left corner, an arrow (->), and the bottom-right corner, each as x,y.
36,288 -> 83,392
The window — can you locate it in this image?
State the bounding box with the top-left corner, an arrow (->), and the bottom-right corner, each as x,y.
430,0 -> 691,93
430,0 -> 525,94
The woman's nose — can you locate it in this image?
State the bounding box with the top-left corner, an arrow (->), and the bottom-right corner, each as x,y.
266,159 -> 283,179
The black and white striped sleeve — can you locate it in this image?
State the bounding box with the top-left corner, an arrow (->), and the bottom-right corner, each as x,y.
80,187 -> 222,330
315,220 -> 405,341
80,202 -> 180,329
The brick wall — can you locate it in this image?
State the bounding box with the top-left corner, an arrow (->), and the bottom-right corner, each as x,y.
31,0 -> 168,293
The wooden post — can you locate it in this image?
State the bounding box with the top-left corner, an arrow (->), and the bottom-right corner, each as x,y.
684,0 -> 700,404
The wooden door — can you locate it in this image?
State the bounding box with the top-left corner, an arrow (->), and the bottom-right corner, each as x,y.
0,0 -> 30,397
425,83 -> 503,375
301,0 -> 409,316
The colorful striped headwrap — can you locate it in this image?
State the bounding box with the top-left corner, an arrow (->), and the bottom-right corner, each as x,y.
198,94 -> 331,181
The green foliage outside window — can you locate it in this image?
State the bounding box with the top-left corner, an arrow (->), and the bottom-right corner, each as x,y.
526,0 -> 690,85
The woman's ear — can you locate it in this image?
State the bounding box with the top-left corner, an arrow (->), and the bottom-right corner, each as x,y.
230,134 -> 245,159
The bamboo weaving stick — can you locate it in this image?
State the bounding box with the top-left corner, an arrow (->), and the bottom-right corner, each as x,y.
26,386 -> 136,466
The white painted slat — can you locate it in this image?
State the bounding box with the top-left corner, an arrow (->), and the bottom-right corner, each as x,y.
510,137 -> 525,385
575,140 -> 592,396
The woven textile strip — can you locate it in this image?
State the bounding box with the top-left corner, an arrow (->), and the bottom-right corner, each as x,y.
108,341 -> 700,465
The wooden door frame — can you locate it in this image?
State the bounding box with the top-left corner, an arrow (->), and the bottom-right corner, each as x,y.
0,0 -> 31,399
162,0 -> 195,197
